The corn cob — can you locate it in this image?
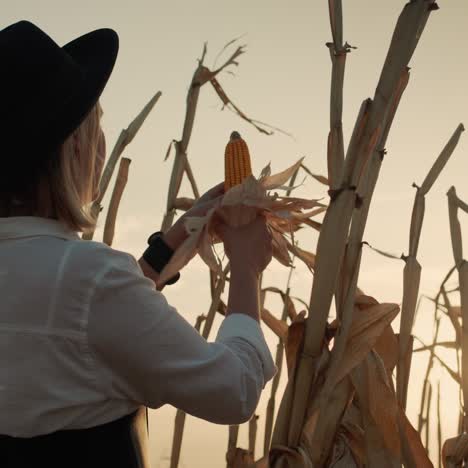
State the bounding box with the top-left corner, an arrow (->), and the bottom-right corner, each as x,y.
224,131 -> 252,191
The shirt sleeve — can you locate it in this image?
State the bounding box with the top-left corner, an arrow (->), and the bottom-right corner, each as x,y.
87,249 -> 277,425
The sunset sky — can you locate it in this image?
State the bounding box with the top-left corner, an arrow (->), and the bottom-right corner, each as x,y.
3,1 -> 468,466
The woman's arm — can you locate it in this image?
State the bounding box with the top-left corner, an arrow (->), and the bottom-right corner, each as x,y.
219,215 -> 272,325
226,264 -> 261,323
88,250 -> 275,425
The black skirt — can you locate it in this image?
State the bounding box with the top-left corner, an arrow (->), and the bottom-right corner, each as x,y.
0,406 -> 150,468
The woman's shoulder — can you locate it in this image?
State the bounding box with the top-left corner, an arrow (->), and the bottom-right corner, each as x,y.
68,238 -> 141,278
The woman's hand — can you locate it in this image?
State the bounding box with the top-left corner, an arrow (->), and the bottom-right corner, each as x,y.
218,215 -> 273,322
163,182 -> 224,251
217,215 -> 273,277
140,183 -> 224,290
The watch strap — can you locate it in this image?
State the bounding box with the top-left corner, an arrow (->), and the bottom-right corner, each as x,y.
143,231 -> 180,285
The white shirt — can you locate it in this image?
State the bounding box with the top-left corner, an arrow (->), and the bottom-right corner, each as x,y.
0,216 -> 276,437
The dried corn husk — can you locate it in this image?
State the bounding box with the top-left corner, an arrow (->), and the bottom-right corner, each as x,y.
158,160 -> 322,284
443,434 -> 468,468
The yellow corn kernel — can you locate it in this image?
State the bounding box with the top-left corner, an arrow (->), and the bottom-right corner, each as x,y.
224,131 -> 252,191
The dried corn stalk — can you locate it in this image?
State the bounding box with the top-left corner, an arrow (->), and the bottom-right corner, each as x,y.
417,267 -> 458,437
249,415 -> 259,459
396,124 -> 464,409
446,187 -> 468,434
170,315 -> 206,468
326,0 -> 352,190
270,3 -> 438,463
103,157 -> 131,246
263,288 -> 292,455
83,91 -> 162,240
227,425 -> 241,468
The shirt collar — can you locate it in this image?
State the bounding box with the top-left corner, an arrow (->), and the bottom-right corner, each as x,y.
0,216 -> 81,241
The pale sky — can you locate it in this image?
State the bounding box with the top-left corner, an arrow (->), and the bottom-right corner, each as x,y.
3,1 -> 468,466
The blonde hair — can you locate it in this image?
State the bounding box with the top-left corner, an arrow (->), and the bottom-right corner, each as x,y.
0,102 -> 103,235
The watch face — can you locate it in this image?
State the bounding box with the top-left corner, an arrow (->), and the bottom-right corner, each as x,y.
147,232 -> 163,245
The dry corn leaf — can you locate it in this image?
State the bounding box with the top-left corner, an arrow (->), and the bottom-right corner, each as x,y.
222,175 -> 265,207
330,302 -> 400,386
374,324 -> 399,373
197,225 -> 222,274
286,241 -> 316,271
285,295 -> 298,321
285,312 -> 306,377
302,376 -> 354,467
299,218 -> 322,233
260,158 -> 304,190
328,434 -> 360,468
262,308 -> 288,340
210,77 -> 284,136
351,352 -> 401,467
339,423 -> 366,467
364,242 -> 402,260
269,445 -> 313,468
398,405 -> 433,468
354,294 -> 379,309
420,123 -> 465,195
271,229 -> 293,267
300,163 -> 330,186
261,287 -> 298,321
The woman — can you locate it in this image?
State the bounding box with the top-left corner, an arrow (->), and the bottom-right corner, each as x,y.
0,21 -> 275,467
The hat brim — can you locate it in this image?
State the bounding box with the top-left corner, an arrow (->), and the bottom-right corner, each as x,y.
50,28 -> 119,149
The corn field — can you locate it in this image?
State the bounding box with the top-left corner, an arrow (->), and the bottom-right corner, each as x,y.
83,1 -> 467,466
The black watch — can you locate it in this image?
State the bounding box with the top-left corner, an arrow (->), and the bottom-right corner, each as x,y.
143,231 -> 180,285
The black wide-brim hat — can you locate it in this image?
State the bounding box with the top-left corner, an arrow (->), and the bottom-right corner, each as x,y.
0,20 -> 119,191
